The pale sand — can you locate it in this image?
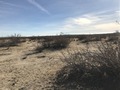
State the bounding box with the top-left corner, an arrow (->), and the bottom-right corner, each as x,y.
0,40 -> 95,90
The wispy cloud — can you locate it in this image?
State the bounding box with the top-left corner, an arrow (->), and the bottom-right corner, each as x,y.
59,11 -> 120,34
27,0 -> 50,15
66,17 -> 95,26
0,1 -> 26,9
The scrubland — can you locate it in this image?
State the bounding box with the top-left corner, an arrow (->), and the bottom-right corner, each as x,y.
0,33 -> 119,90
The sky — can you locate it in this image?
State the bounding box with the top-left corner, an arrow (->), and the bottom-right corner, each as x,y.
0,0 -> 120,36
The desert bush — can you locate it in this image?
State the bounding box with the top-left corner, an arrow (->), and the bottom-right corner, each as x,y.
0,34 -> 21,48
78,36 -> 87,41
9,34 -> 21,45
42,37 -> 70,50
54,41 -> 120,90
107,36 -> 118,42
80,36 -> 101,43
34,36 -> 70,53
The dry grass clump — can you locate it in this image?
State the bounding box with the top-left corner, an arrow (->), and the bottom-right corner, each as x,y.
34,43 -> 43,53
54,41 -> 120,90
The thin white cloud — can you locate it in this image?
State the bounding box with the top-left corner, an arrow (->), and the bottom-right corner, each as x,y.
73,18 -> 92,25
0,1 -> 26,9
59,12 -> 120,34
27,0 -> 50,14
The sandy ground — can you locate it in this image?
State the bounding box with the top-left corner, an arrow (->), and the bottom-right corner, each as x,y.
0,40 -> 96,90
0,40 -> 64,90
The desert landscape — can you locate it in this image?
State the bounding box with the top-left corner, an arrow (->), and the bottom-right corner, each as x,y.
0,0 -> 119,90
0,37 -> 65,90
0,33 -> 119,90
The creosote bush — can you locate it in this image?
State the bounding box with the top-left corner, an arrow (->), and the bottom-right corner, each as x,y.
54,41 -> 120,90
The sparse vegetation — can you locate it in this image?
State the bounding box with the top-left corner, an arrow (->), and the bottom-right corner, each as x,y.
34,36 -> 71,53
43,37 -> 70,49
0,34 -> 21,48
0,32 -> 119,90
54,40 -> 120,90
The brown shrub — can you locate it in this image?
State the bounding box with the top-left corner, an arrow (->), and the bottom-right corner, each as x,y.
34,36 -> 71,53
54,41 -> 120,90
0,34 -> 21,48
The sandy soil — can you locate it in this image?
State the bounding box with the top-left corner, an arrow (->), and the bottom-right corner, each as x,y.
0,40 -> 95,90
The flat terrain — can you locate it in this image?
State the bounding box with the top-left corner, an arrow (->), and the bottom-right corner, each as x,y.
0,39 -> 91,90
0,33 -> 119,90
0,40 -> 65,90
0,37 -> 108,90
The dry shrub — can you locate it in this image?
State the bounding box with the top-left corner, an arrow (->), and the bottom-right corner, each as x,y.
107,36 -> 118,43
42,37 -> 70,50
80,36 -> 102,43
34,36 -> 70,53
0,34 -> 21,48
54,41 -> 120,90
34,43 -> 43,53
44,37 -> 70,50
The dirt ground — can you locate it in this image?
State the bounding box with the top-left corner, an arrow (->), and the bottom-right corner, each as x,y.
0,40 -> 96,90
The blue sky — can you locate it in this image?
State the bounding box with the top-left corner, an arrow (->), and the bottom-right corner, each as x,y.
0,0 -> 120,36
